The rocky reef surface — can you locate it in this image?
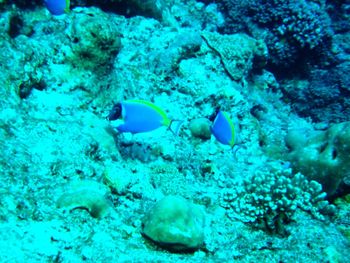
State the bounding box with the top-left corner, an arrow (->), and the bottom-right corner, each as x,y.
0,0 -> 349,262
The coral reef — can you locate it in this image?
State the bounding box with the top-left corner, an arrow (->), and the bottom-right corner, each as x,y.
285,122 -> 350,195
280,62 -> 350,123
73,0 -> 166,19
334,194 -> 350,242
148,30 -> 202,75
221,168 -> 336,234
103,164 -> 132,195
218,0 -> 332,69
57,180 -> 111,218
216,0 -> 350,124
202,32 -> 268,80
141,195 -> 206,251
189,118 -> 212,140
0,0 -> 349,262
66,8 -> 122,72
118,139 -> 156,163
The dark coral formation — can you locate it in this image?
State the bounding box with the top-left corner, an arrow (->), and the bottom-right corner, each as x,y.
219,0 -> 332,70
218,0 -> 350,123
281,62 -> 350,122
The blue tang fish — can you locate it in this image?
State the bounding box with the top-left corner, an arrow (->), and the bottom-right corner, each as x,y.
45,0 -> 70,15
210,111 -> 236,147
107,100 -> 182,135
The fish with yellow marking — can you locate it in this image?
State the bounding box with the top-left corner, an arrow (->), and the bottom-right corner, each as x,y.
107,100 -> 183,135
210,111 -> 236,147
45,0 -> 70,16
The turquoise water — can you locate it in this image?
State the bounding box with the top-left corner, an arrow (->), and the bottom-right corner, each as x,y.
0,1 -> 349,262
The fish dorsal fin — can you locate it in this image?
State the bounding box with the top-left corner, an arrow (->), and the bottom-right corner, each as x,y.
127,99 -> 170,125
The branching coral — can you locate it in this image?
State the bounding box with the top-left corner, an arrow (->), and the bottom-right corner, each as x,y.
220,168 -> 336,234
249,0 -> 332,67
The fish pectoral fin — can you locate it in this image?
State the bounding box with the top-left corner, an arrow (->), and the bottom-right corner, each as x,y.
116,123 -> 128,133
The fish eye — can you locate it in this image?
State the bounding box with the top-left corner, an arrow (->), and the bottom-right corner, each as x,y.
107,103 -> 122,121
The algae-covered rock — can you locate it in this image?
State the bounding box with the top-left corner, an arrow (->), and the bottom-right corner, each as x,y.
57,180 -> 111,218
221,167 -> 335,234
334,195 -> 350,242
103,164 -> 131,195
286,122 -> 350,195
202,32 -> 268,80
141,195 -> 205,251
71,0 -> 165,20
148,30 -> 202,75
189,118 -> 212,140
67,8 -> 121,72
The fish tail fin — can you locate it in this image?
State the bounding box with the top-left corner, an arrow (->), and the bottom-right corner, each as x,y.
65,0 -> 71,13
168,120 -> 184,136
231,145 -> 239,160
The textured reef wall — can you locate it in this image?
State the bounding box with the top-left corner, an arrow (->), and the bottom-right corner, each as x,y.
217,0 -> 350,123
